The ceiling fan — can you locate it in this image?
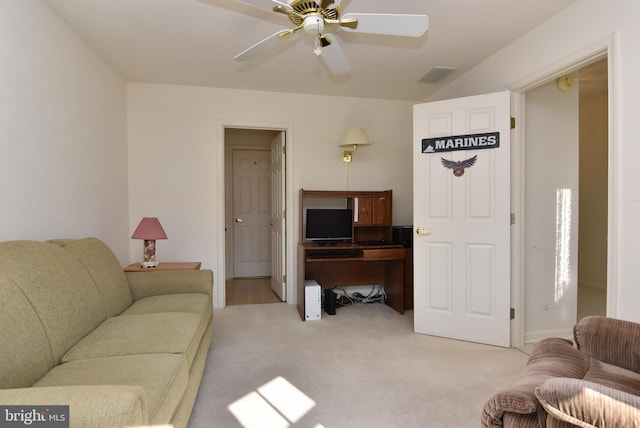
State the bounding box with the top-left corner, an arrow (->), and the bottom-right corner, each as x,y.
231,0 -> 429,75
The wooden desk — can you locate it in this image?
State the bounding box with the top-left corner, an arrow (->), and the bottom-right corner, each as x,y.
297,243 -> 405,320
124,262 -> 201,272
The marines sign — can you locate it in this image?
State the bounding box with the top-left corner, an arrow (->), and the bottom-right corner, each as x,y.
422,131 -> 500,154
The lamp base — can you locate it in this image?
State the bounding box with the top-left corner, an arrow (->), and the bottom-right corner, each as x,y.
141,239 -> 158,268
140,261 -> 159,268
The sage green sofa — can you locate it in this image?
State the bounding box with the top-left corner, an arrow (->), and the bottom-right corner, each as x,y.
0,237 -> 213,427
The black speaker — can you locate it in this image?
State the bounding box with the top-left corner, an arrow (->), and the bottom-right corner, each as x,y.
393,225 -> 413,248
324,289 -> 337,315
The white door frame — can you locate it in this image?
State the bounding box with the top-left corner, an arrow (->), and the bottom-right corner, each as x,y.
215,120 -> 295,309
508,36 -> 618,347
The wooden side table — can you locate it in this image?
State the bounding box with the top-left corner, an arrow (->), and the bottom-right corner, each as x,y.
123,262 -> 201,272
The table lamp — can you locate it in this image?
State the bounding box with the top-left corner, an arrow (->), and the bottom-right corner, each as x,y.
131,217 -> 167,268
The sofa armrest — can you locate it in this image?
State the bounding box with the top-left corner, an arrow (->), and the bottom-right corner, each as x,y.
0,385 -> 148,427
574,316 -> 640,374
536,378 -> 640,428
482,386 -> 543,427
482,337 -> 588,427
125,269 -> 213,300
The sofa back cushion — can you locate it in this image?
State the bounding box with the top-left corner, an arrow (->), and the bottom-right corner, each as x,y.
0,273 -> 54,388
49,238 -> 133,316
0,241 -> 107,363
574,316 -> 640,374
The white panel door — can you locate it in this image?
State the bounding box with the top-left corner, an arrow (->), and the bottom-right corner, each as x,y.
413,91 -> 511,347
233,150 -> 272,277
270,132 -> 286,300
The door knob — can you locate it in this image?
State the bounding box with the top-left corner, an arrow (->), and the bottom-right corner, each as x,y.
268,220 -> 274,226
235,218 -> 244,223
416,227 -> 430,236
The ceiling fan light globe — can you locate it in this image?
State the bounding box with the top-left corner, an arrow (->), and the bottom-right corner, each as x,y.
303,15 -> 324,34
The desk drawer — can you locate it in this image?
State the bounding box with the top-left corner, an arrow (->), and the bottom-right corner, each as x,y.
362,248 -> 405,260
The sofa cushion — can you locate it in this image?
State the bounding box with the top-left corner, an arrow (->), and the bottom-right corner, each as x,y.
0,274 -> 53,388
49,238 -> 133,317
62,312 -> 203,367
536,378 -> 640,428
122,293 -> 211,317
122,293 -> 212,341
0,240 -> 107,362
583,359 -> 640,397
574,316 -> 640,375
34,354 -> 188,425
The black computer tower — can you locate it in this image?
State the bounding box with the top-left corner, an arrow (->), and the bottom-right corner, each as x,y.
392,225 -> 413,248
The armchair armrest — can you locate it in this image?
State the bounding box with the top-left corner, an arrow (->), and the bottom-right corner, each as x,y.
574,316 -> 640,374
536,378 -> 640,428
481,337 -> 587,427
126,269 -> 213,300
0,385 -> 148,427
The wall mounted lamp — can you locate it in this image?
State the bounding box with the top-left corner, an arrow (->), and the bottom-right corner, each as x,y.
131,217 -> 167,268
339,128 -> 372,163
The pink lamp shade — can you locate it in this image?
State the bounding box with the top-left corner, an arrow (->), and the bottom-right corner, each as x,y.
131,217 -> 167,267
131,217 -> 168,240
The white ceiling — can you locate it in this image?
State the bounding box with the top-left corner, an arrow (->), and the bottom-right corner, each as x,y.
46,0 -> 578,101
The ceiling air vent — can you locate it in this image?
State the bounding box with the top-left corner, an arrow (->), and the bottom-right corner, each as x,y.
419,66 -> 458,84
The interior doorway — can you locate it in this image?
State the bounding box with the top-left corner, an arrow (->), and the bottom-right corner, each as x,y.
224,127 -> 286,305
231,148 -> 272,278
577,59 -> 608,320
522,57 -> 608,342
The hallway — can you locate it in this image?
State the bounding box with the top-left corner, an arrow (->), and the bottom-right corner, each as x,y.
225,277 -> 282,305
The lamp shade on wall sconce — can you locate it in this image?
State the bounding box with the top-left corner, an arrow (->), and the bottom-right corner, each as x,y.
339,128 -> 372,163
131,217 -> 167,268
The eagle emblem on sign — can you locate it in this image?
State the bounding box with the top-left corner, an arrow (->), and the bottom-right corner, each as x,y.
441,155 -> 477,177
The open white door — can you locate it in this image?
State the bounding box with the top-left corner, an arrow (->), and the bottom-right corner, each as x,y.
413,91 -> 511,347
270,132 -> 286,300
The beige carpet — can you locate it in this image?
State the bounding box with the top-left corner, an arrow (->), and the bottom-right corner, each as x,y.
188,302 -> 529,428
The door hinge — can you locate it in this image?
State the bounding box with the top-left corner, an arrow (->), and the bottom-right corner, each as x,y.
510,117 -> 516,129
283,209 -> 286,219
511,213 -> 516,225
283,275 -> 286,283
282,145 -> 286,154
510,308 -> 515,320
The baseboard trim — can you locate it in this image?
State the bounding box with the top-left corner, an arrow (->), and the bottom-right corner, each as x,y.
524,327 -> 573,344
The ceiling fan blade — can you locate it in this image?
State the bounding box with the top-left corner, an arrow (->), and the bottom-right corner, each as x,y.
233,29 -> 292,62
231,0 -> 293,11
231,0 -> 275,11
272,0 -> 294,9
318,36 -> 350,75
341,13 -> 429,37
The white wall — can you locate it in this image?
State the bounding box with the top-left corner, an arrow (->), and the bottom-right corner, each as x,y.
0,0 -> 129,262
127,84 -> 414,304
427,0 -> 640,323
524,77 -> 579,341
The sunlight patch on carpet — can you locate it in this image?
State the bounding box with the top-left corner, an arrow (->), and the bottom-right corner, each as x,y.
228,376 -> 317,427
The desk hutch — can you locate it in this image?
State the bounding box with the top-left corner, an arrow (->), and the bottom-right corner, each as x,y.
297,189 -> 408,320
